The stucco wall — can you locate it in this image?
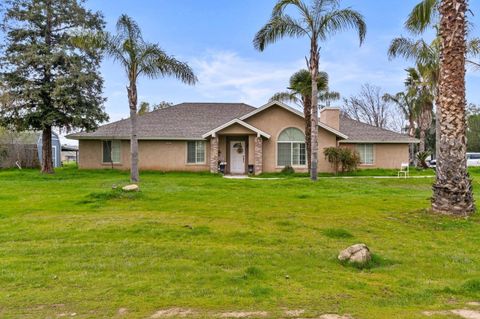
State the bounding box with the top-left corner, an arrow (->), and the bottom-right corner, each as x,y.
78,139 -> 209,171
244,104 -> 337,173
77,105 -> 409,173
341,143 -> 409,169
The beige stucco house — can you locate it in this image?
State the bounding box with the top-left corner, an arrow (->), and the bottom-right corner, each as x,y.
67,101 -> 418,174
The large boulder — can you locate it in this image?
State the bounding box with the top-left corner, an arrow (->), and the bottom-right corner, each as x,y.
122,184 -> 139,192
338,243 -> 371,264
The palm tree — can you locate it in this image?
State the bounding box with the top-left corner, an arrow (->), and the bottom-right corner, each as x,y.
404,66 -> 434,153
383,91 -> 417,138
254,0 -> 366,181
270,69 -> 339,171
104,15 -> 196,183
432,0 -> 474,215
383,90 -> 418,164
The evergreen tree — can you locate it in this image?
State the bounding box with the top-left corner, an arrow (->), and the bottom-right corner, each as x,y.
0,0 -> 108,173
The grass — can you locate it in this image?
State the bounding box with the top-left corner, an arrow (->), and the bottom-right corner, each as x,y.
257,167 -> 436,178
1,167 -> 480,318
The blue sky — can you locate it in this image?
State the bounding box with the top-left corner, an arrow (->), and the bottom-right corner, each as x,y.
88,0 -> 480,123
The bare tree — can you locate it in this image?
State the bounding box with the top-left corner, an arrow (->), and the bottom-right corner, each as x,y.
342,84 -> 391,129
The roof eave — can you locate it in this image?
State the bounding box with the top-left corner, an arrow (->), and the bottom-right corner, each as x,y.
67,135 -> 206,141
339,139 -> 420,144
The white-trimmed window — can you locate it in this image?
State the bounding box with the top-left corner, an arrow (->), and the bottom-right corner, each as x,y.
187,141 -> 206,164
277,128 -> 306,166
356,144 -> 374,165
102,140 -> 121,163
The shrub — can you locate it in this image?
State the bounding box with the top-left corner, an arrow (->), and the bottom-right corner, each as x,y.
416,151 -> 431,169
323,147 -> 360,174
281,165 -> 295,174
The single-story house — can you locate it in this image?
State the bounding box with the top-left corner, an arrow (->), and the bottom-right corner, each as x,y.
67,101 -> 418,174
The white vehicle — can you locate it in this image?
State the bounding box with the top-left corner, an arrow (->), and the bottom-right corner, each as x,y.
428,153 -> 480,168
467,153 -> 480,167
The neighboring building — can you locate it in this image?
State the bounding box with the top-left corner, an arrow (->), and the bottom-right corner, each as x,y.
37,131 -> 62,168
61,144 -> 78,163
67,101 -> 418,174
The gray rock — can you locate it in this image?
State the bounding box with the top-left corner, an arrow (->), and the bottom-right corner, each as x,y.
122,184 -> 139,192
338,243 -> 371,264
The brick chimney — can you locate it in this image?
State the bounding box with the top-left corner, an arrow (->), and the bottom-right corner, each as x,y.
319,107 -> 340,130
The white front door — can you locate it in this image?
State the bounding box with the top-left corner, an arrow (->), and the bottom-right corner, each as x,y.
230,141 -> 245,174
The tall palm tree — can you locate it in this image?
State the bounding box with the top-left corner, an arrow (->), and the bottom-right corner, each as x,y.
254,0 -> 366,181
104,15 -> 196,183
405,66 -> 434,153
270,69 -> 339,171
432,0 -> 474,215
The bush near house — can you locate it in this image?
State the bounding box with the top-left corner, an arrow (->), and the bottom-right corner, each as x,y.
323,146 -> 361,174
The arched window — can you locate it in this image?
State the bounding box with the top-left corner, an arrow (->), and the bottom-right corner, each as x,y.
277,128 -> 306,166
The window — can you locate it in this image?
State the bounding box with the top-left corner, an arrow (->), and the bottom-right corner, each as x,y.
277,128 -> 306,166
356,144 -> 374,165
187,141 -> 206,164
102,140 -> 121,163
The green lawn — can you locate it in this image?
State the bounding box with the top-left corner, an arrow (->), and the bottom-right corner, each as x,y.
1,167 -> 480,318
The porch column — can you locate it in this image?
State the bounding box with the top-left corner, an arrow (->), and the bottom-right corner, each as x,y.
254,136 -> 263,175
210,135 -> 219,173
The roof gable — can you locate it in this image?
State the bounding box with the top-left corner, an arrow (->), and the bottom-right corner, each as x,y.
240,101 -> 348,139
202,119 -> 271,139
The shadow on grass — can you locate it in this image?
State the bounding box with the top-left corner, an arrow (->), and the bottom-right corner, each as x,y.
322,228 -> 354,239
440,279 -> 480,297
339,253 -> 396,270
78,188 -> 144,206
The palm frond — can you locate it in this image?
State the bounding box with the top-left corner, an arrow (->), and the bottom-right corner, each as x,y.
388,37 -> 436,65
273,0 -> 309,20
319,90 -> 340,102
116,14 -> 142,44
142,49 -> 197,84
404,0 -> 439,35
253,14 -> 308,51
318,9 -> 366,45
270,92 -> 299,105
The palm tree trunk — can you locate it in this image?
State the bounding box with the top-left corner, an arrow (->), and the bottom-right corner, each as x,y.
310,41 -> 319,181
419,129 -> 426,153
303,95 -> 312,171
127,81 -> 139,183
432,0 -> 474,215
41,126 -> 54,174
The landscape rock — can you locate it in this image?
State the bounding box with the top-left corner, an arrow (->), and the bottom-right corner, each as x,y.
122,184 -> 139,192
338,243 -> 372,264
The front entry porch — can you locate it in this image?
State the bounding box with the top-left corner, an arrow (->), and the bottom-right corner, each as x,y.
210,134 -> 264,175
202,119 -> 270,176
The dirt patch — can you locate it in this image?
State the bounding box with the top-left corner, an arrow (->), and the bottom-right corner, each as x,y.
117,308 -> 128,316
219,311 -> 268,318
284,309 -> 305,317
468,302 -> 480,307
451,310 -> 480,319
423,309 -> 480,318
150,308 -> 194,318
423,310 -> 451,316
318,315 -> 354,319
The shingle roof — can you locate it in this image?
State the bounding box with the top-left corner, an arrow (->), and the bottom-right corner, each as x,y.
67,103 -> 255,140
68,102 -> 418,144
339,115 -> 419,143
